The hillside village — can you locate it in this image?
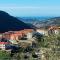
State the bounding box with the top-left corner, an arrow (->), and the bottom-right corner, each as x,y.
0,26 -> 60,60
0,26 -> 60,50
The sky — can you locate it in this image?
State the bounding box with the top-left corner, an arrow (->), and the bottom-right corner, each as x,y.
0,0 -> 60,17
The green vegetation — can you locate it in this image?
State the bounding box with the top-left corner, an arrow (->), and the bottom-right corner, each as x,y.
36,34 -> 60,60
0,50 -> 10,60
0,34 -> 60,60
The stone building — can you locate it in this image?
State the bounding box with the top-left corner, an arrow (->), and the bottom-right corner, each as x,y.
48,26 -> 60,35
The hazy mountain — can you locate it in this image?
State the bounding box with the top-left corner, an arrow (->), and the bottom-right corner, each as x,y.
17,17 -> 50,23
17,17 -> 60,29
17,17 -> 49,28
0,11 -> 32,32
46,17 -> 60,26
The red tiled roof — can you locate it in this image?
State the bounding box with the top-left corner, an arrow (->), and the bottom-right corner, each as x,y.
0,42 -> 9,44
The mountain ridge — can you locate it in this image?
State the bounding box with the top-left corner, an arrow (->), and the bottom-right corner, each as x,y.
17,17 -> 60,29
0,11 -> 32,33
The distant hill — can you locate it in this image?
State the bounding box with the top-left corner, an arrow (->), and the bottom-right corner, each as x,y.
17,17 -> 60,29
0,11 -> 32,32
40,17 -> 60,28
17,17 -> 49,28
46,17 -> 60,26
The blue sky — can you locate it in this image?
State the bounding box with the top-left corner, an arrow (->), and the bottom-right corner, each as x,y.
0,0 -> 60,17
